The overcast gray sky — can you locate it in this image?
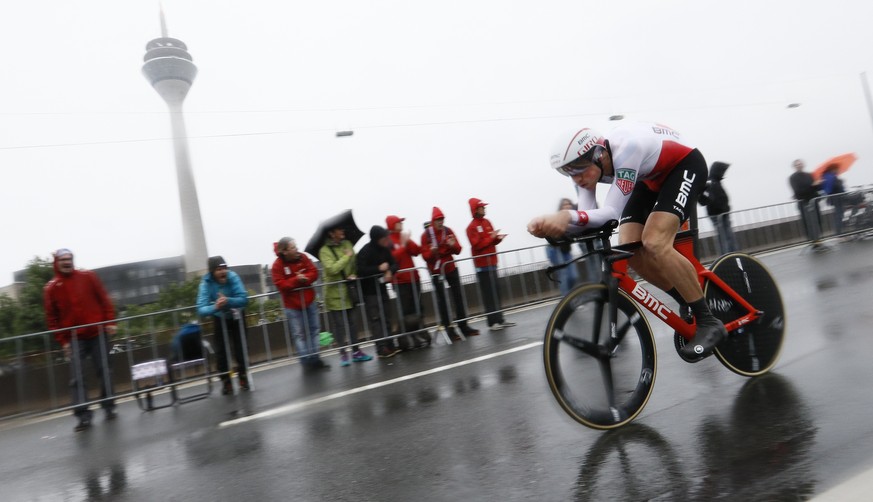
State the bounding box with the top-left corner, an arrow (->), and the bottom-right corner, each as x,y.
2,0 -> 873,283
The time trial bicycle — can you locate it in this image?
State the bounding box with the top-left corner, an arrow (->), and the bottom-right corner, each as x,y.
543,220 -> 785,430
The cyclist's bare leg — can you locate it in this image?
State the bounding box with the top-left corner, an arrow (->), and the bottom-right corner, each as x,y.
621,212 -> 704,303
632,212 -> 725,357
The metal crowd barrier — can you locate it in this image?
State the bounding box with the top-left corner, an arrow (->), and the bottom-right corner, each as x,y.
3,189 -> 872,421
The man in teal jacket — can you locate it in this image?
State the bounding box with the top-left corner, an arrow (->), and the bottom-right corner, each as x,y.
196,256 -> 250,394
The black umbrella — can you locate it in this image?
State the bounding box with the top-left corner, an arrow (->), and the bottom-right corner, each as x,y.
304,209 -> 366,257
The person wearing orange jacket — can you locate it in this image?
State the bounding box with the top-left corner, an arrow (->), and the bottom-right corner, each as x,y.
387,215 -> 430,349
466,198 -> 516,331
421,207 -> 480,341
43,248 -> 118,432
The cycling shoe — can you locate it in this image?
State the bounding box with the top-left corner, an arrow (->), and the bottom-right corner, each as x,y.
680,318 -> 727,360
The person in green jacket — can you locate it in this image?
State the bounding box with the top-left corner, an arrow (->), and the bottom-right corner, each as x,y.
318,226 -> 373,366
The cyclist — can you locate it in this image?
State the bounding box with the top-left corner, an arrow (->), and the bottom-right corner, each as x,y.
527,122 -> 727,359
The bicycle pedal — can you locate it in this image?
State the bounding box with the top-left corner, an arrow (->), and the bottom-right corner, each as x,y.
673,332 -> 706,363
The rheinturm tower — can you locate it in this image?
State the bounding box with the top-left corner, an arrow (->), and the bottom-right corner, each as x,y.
142,11 -> 208,275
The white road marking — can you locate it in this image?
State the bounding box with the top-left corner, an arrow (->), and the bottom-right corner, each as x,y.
218,341 -> 543,428
810,466 -> 873,501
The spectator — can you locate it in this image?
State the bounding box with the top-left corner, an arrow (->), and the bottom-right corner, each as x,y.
272,237 -> 336,370
820,164 -> 847,235
357,225 -> 403,358
196,256 -> 250,395
319,226 -> 373,363
788,159 -> 824,249
171,322 -> 204,364
699,161 -> 739,253
466,197 -> 516,332
421,206 -> 480,341
546,198 -> 581,296
387,215 -> 430,350
44,248 -> 118,432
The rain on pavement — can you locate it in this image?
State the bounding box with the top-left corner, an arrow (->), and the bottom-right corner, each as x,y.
2,238 -> 873,501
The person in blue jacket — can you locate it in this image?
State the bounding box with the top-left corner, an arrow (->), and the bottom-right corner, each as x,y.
820,164 -> 847,235
196,256 -> 249,395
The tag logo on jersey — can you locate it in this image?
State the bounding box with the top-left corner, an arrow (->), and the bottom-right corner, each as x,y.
615,169 -> 636,195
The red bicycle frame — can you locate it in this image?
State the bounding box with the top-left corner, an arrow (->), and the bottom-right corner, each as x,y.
608,230 -> 761,340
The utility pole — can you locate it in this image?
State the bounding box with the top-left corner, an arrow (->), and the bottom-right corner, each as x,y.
861,72 -> 873,136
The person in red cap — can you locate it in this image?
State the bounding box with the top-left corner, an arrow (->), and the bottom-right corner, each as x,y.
466,198 -> 515,331
421,207 -> 480,341
386,215 -> 430,349
43,248 -> 118,432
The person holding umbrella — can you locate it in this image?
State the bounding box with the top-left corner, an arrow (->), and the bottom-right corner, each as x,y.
789,159 -> 824,250
318,225 -> 374,366
820,164 -> 848,235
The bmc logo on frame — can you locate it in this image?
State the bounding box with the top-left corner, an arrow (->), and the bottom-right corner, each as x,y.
630,284 -> 671,320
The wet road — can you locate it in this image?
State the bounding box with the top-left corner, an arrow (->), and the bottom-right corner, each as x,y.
2,238 -> 873,501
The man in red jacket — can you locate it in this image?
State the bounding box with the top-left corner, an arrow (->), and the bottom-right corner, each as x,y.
420,207 -> 480,341
43,248 -> 117,432
466,198 -> 516,331
387,215 -> 430,349
271,237 -> 332,370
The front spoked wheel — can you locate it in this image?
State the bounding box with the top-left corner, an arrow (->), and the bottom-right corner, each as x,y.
706,253 -> 785,376
543,283 -> 657,430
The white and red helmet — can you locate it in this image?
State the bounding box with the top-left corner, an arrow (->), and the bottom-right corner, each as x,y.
549,128 -> 606,176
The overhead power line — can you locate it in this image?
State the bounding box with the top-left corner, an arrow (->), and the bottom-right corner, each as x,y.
0,99 -> 810,151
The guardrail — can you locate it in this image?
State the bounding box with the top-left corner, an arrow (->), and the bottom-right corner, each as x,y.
2,187 -> 871,421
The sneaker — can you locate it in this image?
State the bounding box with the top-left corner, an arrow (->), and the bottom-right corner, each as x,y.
340,354 -> 351,367
378,346 -> 400,359
74,417 -> 92,433
489,323 -> 504,331
680,318 -> 727,360
221,379 -> 233,395
314,359 -> 331,370
104,409 -> 118,421
352,350 -> 373,362
500,321 -> 517,327
239,374 -> 250,391
463,329 -> 480,337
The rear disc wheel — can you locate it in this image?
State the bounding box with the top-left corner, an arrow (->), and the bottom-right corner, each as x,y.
706,253 -> 785,376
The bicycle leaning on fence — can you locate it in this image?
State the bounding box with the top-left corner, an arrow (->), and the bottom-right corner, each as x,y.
542,219 -> 785,430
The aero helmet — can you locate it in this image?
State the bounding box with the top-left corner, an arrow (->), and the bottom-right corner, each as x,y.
549,128 -> 605,176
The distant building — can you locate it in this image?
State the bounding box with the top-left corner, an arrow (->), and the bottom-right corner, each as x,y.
0,282 -> 23,301
89,256 -> 186,306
